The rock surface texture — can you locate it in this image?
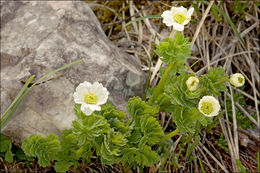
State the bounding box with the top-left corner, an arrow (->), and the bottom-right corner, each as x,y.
1,1 -> 145,145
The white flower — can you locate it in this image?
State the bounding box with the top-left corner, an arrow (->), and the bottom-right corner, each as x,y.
186,76 -> 199,91
161,6 -> 194,31
198,96 -> 220,117
73,81 -> 109,115
230,73 -> 245,87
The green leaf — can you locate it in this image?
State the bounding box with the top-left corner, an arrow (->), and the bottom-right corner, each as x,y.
5,150 -> 13,163
95,130 -> 127,165
128,97 -> 159,119
200,67 -> 228,96
185,135 -> 200,158
172,107 -> 209,134
164,72 -> 201,108
74,104 -> 85,119
257,151 -> 260,173
97,103 -> 128,133
54,161 -> 74,173
121,145 -> 160,168
199,158 -> 206,173
0,135 -> 12,152
156,32 -> 191,64
139,115 -> 163,146
236,159 -> 247,173
15,149 -> 34,166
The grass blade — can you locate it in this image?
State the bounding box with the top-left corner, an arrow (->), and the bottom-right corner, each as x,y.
198,158 -> 206,173
1,75 -> 35,122
257,151 -> 260,172
0,59 -> 83,130
236,159 -> 247,173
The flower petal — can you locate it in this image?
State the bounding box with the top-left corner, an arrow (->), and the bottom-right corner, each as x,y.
172,22 -> 184,31
161,10 -> 172,18
76,82 -> 90,95
171,6 -> 187,15
81,104 -> 93,115
73,92 -> 84,104
186,7 -> 194,18
162,10 -> 174,26
89,104 -> 101,111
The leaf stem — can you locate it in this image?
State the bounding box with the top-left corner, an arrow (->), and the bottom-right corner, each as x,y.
148,62 -> 174,104
160,128 -> 179,142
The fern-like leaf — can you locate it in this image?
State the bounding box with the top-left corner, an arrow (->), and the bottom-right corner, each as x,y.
200,67 -> 228,96
22,134 -> 60,167
139,115 -> 163,146
72,114 -> 110,146
156,32 -> 191,64
97,103 -> 128,133
164,72 -> 201,108
121,145 -> 160,168
128,97 -> 159,119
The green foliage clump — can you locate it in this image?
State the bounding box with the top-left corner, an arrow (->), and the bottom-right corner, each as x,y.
22,134 -> 60,167
72,114 -> 110,145
160,68 -> 227,134
21,98 -> 164,172
121,97 -> 163,168
156,32 -> 191,64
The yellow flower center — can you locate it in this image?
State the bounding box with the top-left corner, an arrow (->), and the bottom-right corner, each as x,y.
201,102 -> 214,115
238,77 -> 244,84
191,80 -> 196,86
173,13 -> 187,24
84,93 -> 98,104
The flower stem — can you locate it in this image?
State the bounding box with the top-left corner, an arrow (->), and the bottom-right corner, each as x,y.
148,62 -> 174,104
161,128 -> 179,142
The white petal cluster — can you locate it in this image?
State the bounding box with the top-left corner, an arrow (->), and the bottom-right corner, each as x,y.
198,96 -> 220,117
230,73 -> 245,87
161,6 -> 194,31
73,81 -> 109,115
186,76 -> 199,91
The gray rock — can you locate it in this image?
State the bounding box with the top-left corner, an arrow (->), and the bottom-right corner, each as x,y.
0,1 -> 145,145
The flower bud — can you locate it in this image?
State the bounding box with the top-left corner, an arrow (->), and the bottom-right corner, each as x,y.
230,73 -> 245,87
186,76 -> 199,91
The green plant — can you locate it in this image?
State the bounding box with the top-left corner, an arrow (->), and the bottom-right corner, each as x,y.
216,134 -> 228,152
15,149 -> 34,166
21,98 -> 164,172
0,135 -> 13,163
